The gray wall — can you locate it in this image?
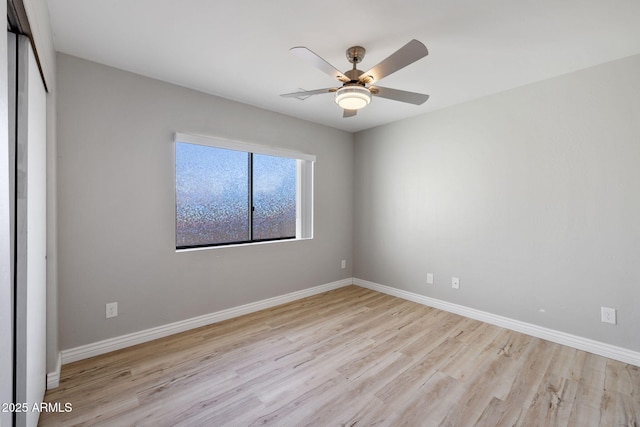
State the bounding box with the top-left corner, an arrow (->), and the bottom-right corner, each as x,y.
56,54 -> 354,350
57,49 -> 640,355
354,54 -> 640,352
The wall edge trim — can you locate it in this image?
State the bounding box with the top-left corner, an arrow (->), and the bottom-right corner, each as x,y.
46,352 -> 61,389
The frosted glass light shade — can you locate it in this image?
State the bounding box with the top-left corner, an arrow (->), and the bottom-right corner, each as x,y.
335,86 -> 371,110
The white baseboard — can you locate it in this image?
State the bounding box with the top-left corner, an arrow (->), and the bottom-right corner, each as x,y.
60,276 -> 639,370
353,278 -> 640,367
46,352 -> 62,389
61,278 -> 353,365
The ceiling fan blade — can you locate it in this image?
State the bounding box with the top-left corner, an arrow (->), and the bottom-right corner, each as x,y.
343,109 -> 357,118
370,86 -> 429,105
280,88 -> 338,98
359,39 -> 428,84
290,47 -> 350,83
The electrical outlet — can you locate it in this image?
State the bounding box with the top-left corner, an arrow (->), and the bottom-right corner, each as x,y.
451,277 -> 460,290
341,259 -> 346,269
106,302 -> 118,319
601,307 -> 616,325
427,273 -> 434,285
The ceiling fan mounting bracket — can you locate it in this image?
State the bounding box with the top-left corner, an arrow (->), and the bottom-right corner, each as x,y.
346,46 -> 366,64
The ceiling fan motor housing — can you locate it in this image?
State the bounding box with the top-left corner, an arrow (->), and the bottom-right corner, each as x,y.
344,68 -> 365,82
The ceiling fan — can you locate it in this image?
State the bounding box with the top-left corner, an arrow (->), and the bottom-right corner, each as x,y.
281,39 -> 429,118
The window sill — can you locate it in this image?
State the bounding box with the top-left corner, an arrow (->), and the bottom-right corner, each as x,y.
175,236 -> 313,253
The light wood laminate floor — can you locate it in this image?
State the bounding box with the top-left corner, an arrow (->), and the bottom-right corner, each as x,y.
39,286 -> 640,426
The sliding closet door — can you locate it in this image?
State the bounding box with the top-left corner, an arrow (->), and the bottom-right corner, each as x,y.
14,33 -> 47,427
1,30 -> 15,427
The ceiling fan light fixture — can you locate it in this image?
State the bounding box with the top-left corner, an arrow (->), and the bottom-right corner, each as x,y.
335,85 -> 371,110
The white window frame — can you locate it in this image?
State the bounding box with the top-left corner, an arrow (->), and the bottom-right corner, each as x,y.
174,132 -> 315,250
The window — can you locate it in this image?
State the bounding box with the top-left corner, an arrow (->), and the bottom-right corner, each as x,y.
175,133 -> 314,249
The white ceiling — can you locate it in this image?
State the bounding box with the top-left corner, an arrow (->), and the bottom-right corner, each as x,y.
47,0 -> 640,133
